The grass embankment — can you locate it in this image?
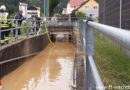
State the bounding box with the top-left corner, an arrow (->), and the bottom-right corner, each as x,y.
95,31 -> 130,86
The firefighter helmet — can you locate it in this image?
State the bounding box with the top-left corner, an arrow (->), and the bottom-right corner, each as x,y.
0,5 -> 6,10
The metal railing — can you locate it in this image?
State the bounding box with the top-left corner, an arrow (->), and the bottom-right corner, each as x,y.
0,17 -> 78,64
79,18 -> 130,90
0,19 -> 46,47
88,21 -> 130,50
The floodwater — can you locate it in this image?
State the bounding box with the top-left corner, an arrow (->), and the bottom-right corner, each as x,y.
1,42 -> 76,90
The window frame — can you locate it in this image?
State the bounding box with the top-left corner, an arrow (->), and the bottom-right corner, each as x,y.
85,6 -> 90,10
93,6 -> 98,10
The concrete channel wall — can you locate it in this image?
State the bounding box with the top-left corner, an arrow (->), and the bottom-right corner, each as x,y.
0,33 -> 49,79
48,26 -> 73,42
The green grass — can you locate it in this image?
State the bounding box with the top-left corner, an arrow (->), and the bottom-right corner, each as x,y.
95,31 -> 130,86
1,27 -> 28,44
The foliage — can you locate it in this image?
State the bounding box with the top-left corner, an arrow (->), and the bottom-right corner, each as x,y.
95,31 -> 130,86
54,0 -> 69,13
77,12 -> 87,18
50,0 -> 60,16
0,0 -> 59,16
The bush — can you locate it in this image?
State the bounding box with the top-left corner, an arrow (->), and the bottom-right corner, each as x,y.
77,12 -> 87,18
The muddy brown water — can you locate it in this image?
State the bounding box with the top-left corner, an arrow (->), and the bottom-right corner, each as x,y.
1,42 -> 76,90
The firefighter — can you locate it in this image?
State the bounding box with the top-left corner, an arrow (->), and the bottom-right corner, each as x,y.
35,15 -> 41,34
32,15 -> 41,34
0,5 -> 10,44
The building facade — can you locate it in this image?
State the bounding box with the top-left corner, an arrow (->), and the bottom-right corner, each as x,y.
65,0 -> 85,14
19,2 -> 28,17
66,2 -> 75,14
99,0 -> 130,29
27,6 -> 40,18
77,0 -> 99,18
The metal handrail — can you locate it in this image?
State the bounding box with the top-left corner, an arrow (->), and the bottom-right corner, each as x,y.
88,21 -> 130,50
79,19 -> 105,90
88,55 -> 105,90
83,20 -> 130,90
0,19 -> 45,46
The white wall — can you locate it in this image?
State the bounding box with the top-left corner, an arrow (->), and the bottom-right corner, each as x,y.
62,9 -> 66,14
27,10 -> 40,18
66,3 -> 75,14
19,2 -> 28,17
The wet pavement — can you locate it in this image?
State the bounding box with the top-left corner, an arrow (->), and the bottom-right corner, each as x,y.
1,42 -> 76,90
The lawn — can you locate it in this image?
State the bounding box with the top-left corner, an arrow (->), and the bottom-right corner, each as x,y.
95,31 -> 130,86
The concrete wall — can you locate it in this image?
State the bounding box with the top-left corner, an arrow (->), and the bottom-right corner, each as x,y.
48,26 -> 73,42
0,33 -> 49,79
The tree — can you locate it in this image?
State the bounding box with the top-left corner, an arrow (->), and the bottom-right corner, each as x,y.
0,0 -> 60,16
50,0 -> 60,16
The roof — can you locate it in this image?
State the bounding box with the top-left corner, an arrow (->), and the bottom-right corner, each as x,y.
72,0 -> 98,12
70,0 -> 85,7
74,0 -> 89,11
36,7 -> 40,10
28,6 -> 40,10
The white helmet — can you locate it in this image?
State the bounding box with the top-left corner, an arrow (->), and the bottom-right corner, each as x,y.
0,5 -> 6,10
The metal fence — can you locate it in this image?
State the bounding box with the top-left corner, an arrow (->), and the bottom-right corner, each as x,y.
2,17 -> 129,90
79,19 -> 104,90
99,0 -> 130,29
79,18 -> 130,90
0,19 -> 46,47
0,17 -> 79,63
0,17 -> 79,47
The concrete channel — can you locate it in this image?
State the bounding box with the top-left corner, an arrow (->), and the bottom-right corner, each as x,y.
1,42 -> 75,90
0,26 -> 86,90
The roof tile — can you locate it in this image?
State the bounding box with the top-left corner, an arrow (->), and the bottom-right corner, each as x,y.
70,0 -> 85,7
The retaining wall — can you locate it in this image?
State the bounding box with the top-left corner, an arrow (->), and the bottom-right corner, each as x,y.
0,33 -> 49,79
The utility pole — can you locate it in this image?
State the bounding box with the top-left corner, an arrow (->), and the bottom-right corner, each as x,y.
46,0 -> 49,17
44,0 -> 45,17
44,0 -> 49,17
103,0 -> 105,24
120,0 -> 122,28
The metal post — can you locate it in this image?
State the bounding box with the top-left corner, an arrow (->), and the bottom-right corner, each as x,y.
120,0 -> 122,28
44,0 -> 45,17
0,21 -> 1,47
85,20 -> 95,90
26,19 -> 29,37
82,20 -> 87,53
103,0 -> 105,24
0,22 -> 1,47
79,20 -> 83,50
40,21 -> 42,34
35,21 -> 37,35
43,22 -> 45,33
69,14 -> 71,24
15,20 -> 18,41
44,0 -> 49,17
47,0 -> 49,17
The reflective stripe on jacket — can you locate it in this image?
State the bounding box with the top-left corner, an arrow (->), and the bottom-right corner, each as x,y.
0,12 -> 9,28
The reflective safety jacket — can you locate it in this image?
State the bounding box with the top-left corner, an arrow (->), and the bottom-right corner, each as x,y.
0,11 -> 9,28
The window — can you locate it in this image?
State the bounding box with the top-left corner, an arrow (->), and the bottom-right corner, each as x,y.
85,6 -> 89,10
93,6 -> 98,10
